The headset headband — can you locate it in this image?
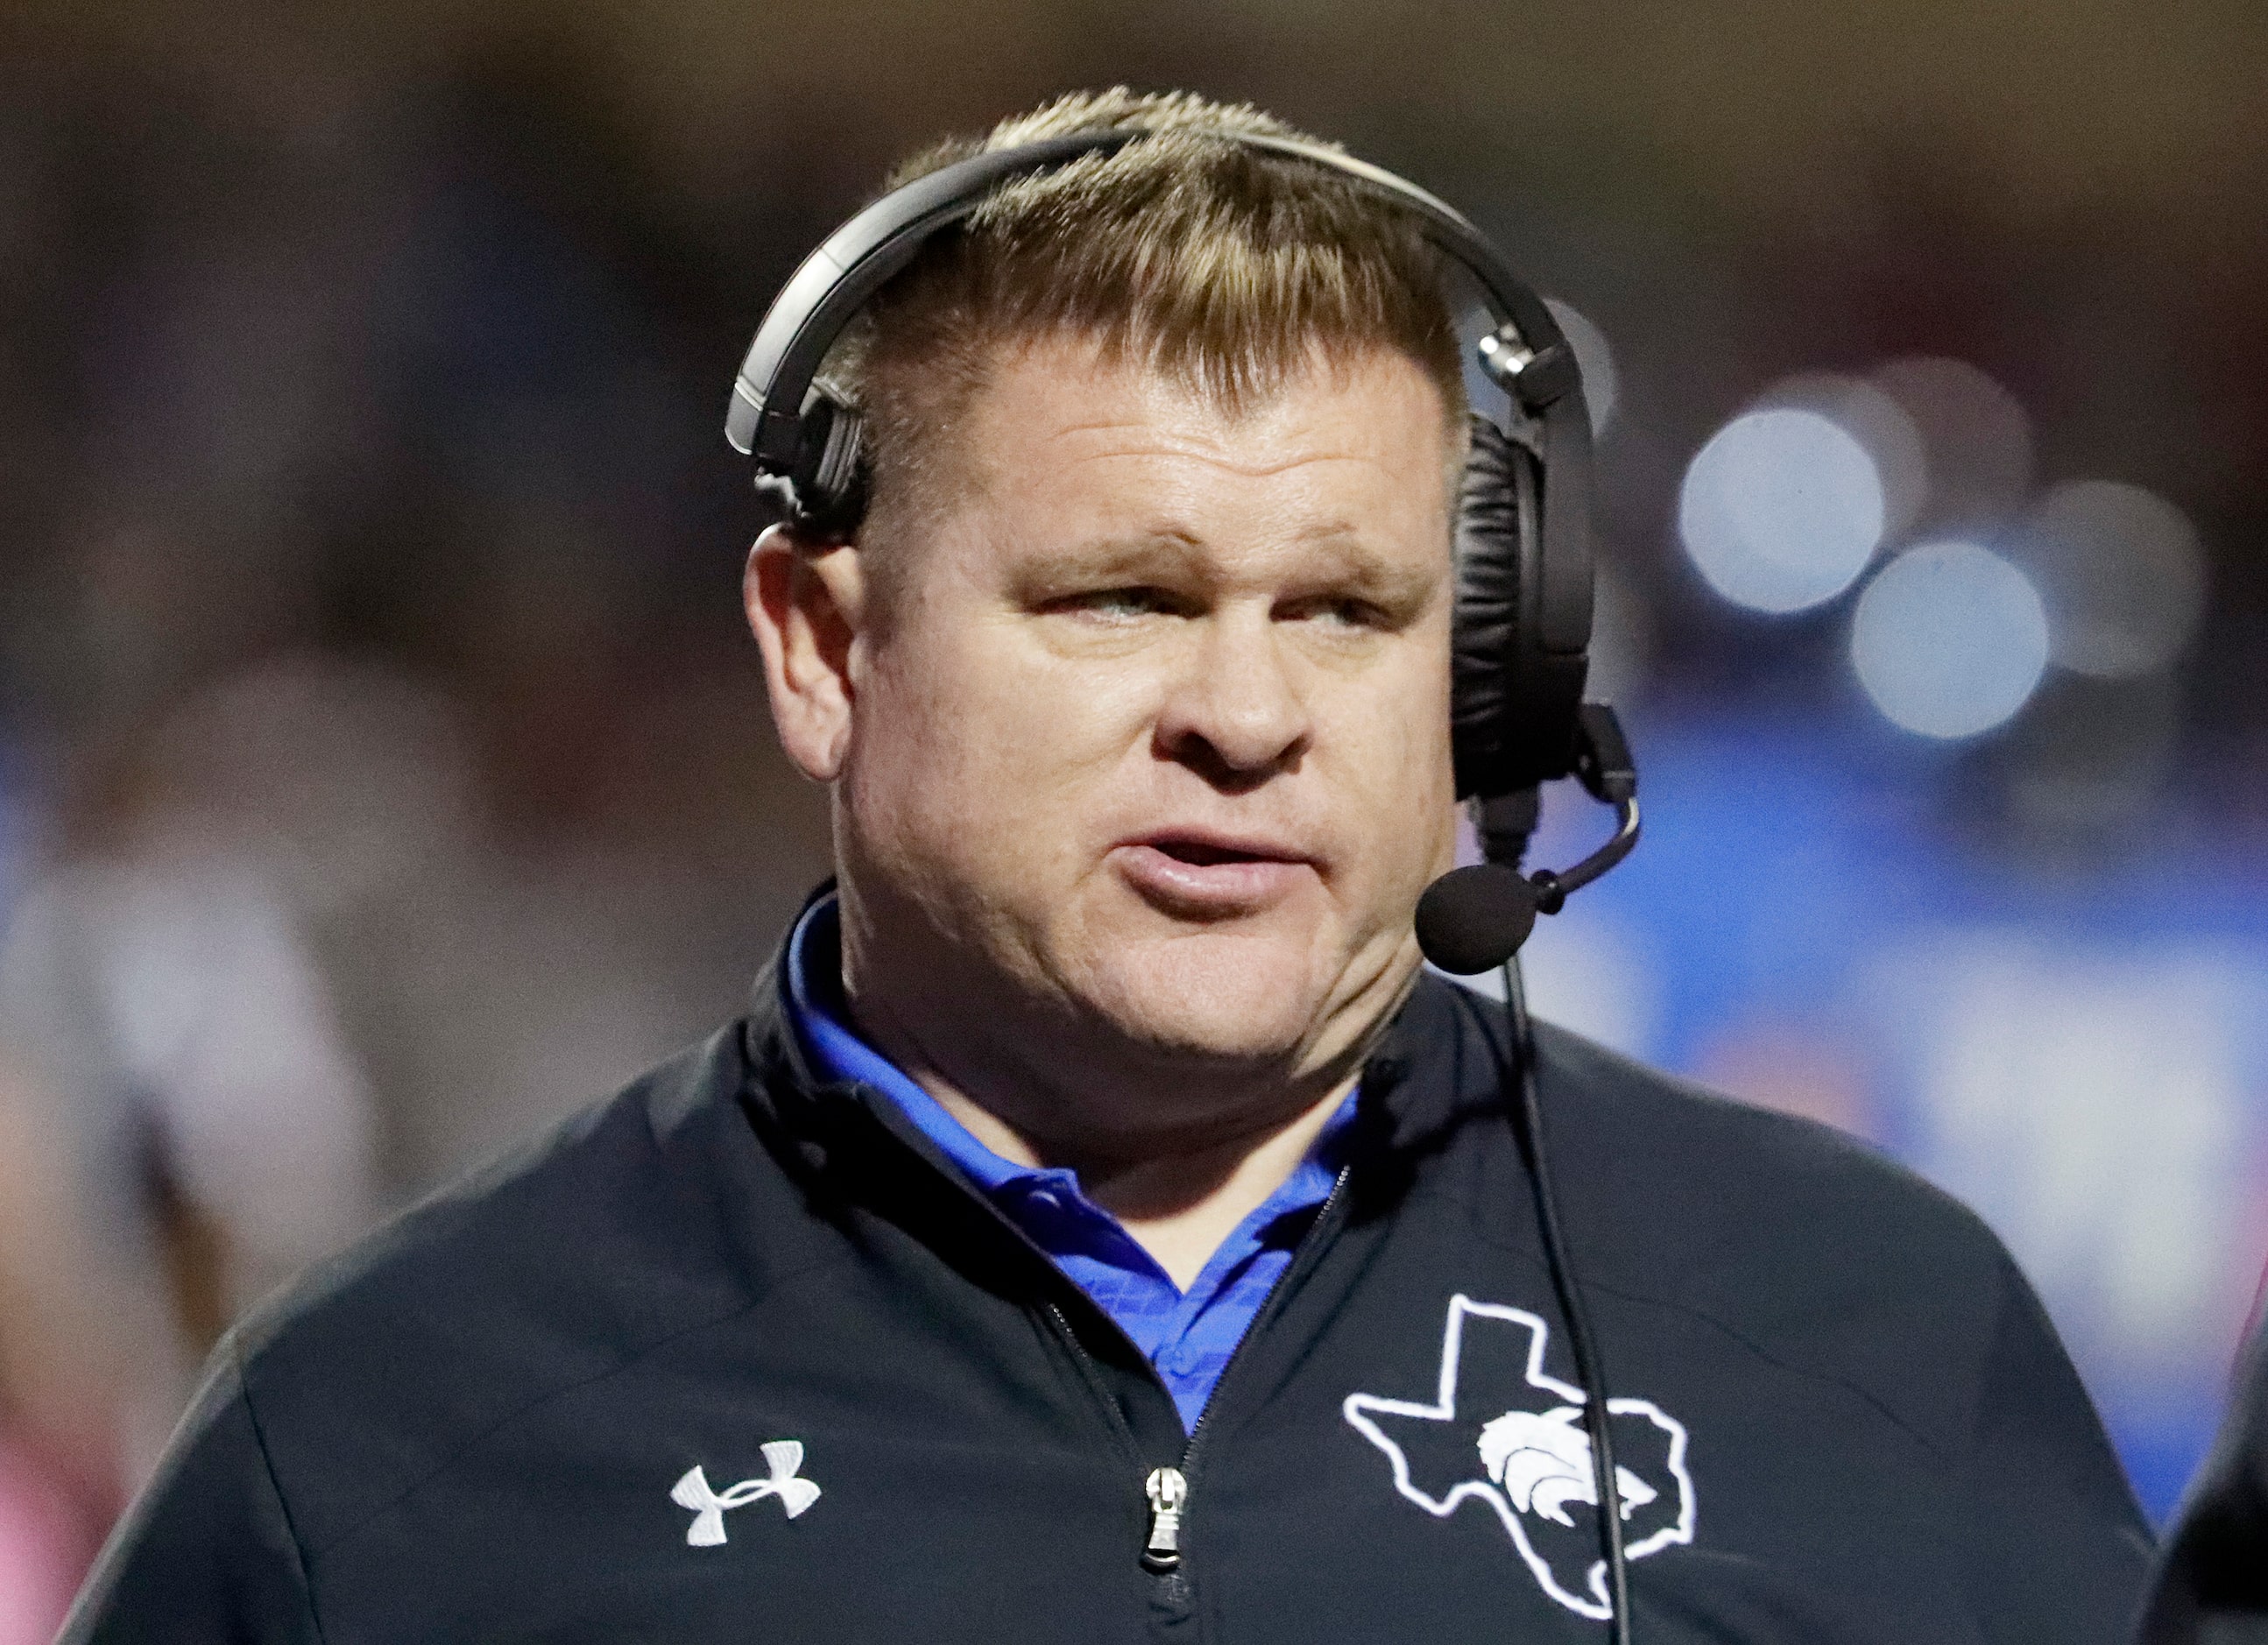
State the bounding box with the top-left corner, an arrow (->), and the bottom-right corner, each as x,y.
723,127 -> 1593,656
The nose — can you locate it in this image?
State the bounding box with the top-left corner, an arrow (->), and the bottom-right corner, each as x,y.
1154,604 -> 1312,791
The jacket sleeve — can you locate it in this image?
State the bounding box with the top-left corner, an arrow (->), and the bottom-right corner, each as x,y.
1959,1246 -> 2155,1643
2136,1315 -> 2268,1643
57,1347 -> 323,1645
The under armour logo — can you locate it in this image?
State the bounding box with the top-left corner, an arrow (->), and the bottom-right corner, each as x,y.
671,1441 -> 821,1546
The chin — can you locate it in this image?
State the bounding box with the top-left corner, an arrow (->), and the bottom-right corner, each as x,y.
1079,929 -> 1339,1065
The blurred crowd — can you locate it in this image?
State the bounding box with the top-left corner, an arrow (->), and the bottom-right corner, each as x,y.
1,3 -> 2264,1631
0,18 -> 844,1628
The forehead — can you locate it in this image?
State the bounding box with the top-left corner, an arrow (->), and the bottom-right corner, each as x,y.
974,332 -> 1450,462
938,335 -> 1458,544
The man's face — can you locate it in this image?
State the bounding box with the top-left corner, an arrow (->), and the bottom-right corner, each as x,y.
832,335 -> 1460,1087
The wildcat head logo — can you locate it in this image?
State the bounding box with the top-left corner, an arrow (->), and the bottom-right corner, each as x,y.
1344,1295 -> 1694,1620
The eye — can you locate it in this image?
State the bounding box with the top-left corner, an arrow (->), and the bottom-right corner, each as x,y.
1280,595 -> 1388,632
1052,587 -> 1185,622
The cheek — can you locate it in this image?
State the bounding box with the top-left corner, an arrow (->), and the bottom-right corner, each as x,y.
1322,649 -> 1460,885
1339,618 -> 1453,741
842,617 -> 1154,878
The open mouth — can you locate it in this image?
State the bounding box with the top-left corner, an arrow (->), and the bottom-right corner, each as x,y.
1113,831 -> 1314,914
1150,838 -> 1280,867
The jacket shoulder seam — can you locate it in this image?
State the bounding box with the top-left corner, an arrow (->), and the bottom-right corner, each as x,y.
1423,1185 -> 1959,1466
1645,1290 -> 1955,1466
230,1335 -> 335,1645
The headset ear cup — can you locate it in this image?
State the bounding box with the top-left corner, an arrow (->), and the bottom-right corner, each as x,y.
782,388 -> 870,538
1451,414 -> 1587,798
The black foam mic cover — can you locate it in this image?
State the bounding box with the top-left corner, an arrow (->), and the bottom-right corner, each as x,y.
1415,864 -> 1539,975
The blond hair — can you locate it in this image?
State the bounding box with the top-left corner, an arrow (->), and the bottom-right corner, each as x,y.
823,88 -> 1469,544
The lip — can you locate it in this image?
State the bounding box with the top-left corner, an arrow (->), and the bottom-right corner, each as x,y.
1109,827 -> 1321,917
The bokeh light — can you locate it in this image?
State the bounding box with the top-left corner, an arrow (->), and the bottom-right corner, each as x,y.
2020,480 -> 2207,679
1757,372 -> 1930,543
1678,406 -> 1885,612
1872,357 -> 2034,526
1850,540 -> 2049,738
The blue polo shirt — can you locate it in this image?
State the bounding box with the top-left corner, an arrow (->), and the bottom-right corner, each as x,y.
784,897 -> 1354,1431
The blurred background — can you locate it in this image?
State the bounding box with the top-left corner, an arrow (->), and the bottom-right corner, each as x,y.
1,0 -> 2263,1625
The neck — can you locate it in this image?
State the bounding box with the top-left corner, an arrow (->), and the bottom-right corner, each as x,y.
834,909 -> 1380,1290
889,1026 -> 1353,1290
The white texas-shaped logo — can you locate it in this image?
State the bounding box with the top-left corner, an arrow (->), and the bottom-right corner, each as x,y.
671,1441 -> 821,1546
1344,1295 -> 1694,1620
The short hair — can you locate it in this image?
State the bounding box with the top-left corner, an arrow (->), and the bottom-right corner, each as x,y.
820,88 -> 1470,551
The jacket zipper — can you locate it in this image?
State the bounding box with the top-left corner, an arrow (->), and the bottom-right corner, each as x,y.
839,1073 -> 1364,1581
1045,1300 -> 1143,1463
1139,1159 -> 1355,1574
1141,1466 -> 1189,1569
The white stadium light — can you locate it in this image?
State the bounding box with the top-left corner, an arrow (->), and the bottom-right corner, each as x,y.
1678,407 -> 1885,613
1757,372 -> 1930,544
1870,357 -> 2034,526
2019,480 -> 2207,680
1849,540 -> 2049,739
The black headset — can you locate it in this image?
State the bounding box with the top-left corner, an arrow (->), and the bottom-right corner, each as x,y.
724,126 -> 1643,1641
725,125 -> 1603,803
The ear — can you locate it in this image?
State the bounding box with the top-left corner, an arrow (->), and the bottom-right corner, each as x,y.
745,525 -> 867,782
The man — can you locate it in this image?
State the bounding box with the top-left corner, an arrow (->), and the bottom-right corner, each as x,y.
64,90 -> 2149,1642
2137,1310 -> 2268,1641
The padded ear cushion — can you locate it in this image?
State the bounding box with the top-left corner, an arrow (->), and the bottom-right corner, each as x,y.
1451,414 -> 1589,798
765,387 -> 869,538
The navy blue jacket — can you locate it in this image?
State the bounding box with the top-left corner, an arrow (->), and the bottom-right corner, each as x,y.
2137,1314 -> 2268,1641
61,938 -> 2151,1642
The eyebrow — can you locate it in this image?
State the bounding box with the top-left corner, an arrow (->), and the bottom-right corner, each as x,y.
1024,526 -> 1438,608
1026,531 -> 1206,587
1281,526 -> 1438,607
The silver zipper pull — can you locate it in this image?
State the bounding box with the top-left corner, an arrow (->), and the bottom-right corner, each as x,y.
1142,1466 -> 1189,1571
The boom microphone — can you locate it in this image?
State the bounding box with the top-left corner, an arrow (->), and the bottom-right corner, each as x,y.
1415,703 -> 1642,974
1416,865 -> 1538,973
